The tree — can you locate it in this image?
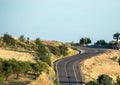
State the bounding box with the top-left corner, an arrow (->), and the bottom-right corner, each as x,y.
59,45 -> 68,56
35,38 -> 41,45
113,32 -> 120,50
22,61 -> 32,75
94,40 -> 107,46
19,35 -> 26,42
97,74 -> 112,85
26,37 -> 30,44
79,37 -> 91,46
3,33 -> 16,46
30,61 -> 48,79
9,59 -> 24,79
48,46 -> 61,56
35,39 -> 51,66
37,42 -> 48,57
2,60 -> 13,80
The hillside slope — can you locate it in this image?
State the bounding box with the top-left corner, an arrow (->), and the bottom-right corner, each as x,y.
81,49 -> 120,82
0,48 -> 35,62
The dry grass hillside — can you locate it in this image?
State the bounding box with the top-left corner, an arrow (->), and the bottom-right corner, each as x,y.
81,49 -> 120,82
0,34 -> 79,85
0,48 -> 35,62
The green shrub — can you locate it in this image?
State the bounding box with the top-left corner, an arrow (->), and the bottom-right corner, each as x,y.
30,61 -> 48,78
97,74 -> 112,85
0,73 -> 4,83
3,33 -> 16,46
19,35 -> 26,42
59,45 -> 68,56
86,81 -> 98,85
116,76 -> 120,85
48,46 -> 61,56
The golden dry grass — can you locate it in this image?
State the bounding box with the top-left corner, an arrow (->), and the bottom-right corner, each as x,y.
29,72 -> 54,85
0,48 -> 35,62
81,49 -> 120,82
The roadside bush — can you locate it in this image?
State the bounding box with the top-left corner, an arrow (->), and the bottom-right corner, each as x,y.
59,45 -> 68,56
97,74 -> 113,85
86,81 -> 98,85
48,46 -> 61,56
39,56 -> 51,66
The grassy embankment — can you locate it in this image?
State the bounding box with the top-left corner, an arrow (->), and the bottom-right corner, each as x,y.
81,49 -> 120,83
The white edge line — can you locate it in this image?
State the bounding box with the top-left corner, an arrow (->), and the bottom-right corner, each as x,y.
73,62 -> 79,85
64,61 -> 70,85
56,61 -> 60,85
73,48 -> 85,85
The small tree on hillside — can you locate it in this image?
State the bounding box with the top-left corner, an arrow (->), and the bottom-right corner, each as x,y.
59,45 -> 68,56
10,59 -> 24,79
35,40 -> 51,66
30,61 -> 48,79
3,33 -> 16,46
2,60 -> 13,80
26,37 -> 30,44
35,38 -> 41,45
19,35 -> 26,42
97,74 -> 112,85
113,32 -> 120,50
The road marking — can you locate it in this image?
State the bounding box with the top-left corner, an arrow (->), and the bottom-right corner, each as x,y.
64,61 -> 70,85
56,61 -> 60,85
73,48 -> 85,85
56,58 -> 70,85
56,48 -> 86,85
73,62 -> 79,85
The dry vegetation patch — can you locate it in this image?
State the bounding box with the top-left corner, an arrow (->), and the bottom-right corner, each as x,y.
0,48 -> 35,62
81,49 -> 120,82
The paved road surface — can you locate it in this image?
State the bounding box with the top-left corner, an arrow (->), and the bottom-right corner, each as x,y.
55,47 -> 106,85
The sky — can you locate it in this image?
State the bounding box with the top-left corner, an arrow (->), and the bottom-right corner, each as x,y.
0,0 -> 120,43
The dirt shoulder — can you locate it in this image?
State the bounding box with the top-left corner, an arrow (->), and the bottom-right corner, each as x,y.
81,49 -> 120,82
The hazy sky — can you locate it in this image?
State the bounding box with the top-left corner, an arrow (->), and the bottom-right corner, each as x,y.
0,0 -> 120,43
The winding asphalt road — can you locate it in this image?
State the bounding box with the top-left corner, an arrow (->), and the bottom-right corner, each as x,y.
55,47 -> 106,85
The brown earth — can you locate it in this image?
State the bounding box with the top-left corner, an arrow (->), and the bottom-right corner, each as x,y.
81,49 -> 120,82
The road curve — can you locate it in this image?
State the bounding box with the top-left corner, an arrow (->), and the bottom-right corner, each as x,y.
55,47 -> 106,85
